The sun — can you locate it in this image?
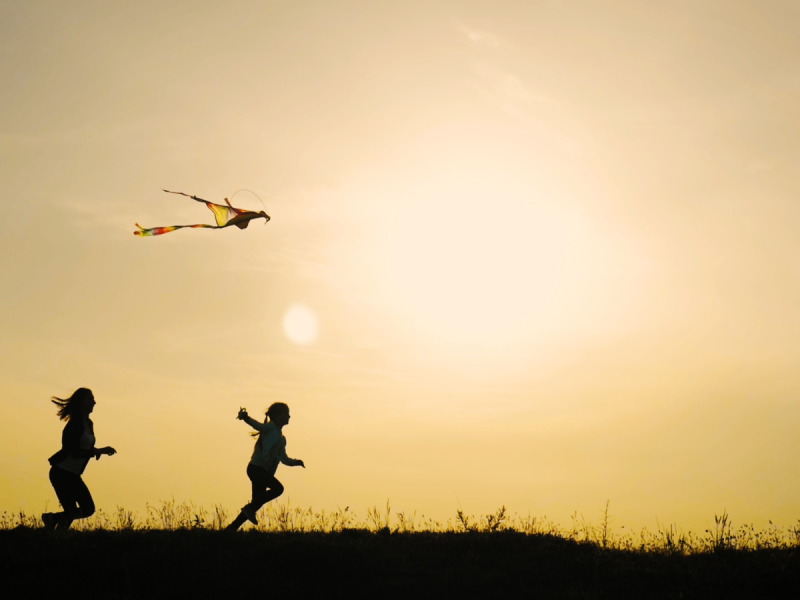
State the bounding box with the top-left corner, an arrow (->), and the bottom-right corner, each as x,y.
283,304 -> 319,345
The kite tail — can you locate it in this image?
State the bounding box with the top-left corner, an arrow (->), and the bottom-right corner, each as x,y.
134,223 -> 216,237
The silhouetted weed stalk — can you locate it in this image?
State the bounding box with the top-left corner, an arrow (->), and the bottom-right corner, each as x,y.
3,500 -> 800,553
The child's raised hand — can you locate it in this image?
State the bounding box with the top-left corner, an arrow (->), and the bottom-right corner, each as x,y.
237,407 -> 248,420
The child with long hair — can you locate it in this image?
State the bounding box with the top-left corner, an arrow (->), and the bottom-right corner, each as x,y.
226,402 -> 305,531
42,388 -> 116,530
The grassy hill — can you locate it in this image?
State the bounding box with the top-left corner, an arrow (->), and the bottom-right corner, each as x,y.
2,503 -> 798,598
2,527 -> 799,599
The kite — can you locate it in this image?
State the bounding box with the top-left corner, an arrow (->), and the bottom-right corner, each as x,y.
134,189 -> 270,237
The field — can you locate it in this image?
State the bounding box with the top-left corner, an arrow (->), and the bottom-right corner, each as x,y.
2,502 -> 799,599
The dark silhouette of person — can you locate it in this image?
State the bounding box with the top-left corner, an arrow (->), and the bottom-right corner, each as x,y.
226,402 -> 305,531
41,388 -> 116,530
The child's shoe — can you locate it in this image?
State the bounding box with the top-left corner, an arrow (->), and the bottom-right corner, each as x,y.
242,505 -> 258,525
41,513 -> 57,530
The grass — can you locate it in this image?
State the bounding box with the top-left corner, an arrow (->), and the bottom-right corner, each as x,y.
2,501 -> 799,598
4,499 -> 800,553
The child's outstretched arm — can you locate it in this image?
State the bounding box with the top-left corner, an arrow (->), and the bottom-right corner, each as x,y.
236,407 -> 271,433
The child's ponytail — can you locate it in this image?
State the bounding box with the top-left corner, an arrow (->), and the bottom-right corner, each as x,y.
249,402 -> 290,438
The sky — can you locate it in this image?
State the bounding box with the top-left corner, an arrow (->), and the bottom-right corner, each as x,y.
2,0 -> 800,532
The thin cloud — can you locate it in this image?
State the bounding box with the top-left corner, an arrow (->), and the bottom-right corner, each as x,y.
470,61 -> 581,152
501,74 -> 548,105
59,197 -> 139,232
450,20 -> 578,151
0,118 -> 167,150
474,62 -> 548,106
453,20 -> 504,48
0,132 -> 75,147
746,160 -> 775,174
228,244 -> 333,280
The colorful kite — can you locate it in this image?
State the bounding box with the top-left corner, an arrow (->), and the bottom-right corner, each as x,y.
134,189 -> 270,237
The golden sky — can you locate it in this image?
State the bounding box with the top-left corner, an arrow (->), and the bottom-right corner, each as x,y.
2,0 -> 800,531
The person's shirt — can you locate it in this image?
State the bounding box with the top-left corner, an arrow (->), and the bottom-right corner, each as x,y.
48,418 -> 96,475
244,416 -> 302,475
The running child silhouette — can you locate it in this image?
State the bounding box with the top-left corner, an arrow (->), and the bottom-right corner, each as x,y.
226,402 -> 305,531
42,388 -> 117,530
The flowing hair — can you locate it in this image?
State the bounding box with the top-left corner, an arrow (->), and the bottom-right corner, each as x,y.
250,402 -> 289,439
51,388 -> 93,422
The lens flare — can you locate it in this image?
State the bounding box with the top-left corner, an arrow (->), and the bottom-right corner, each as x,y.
283,304 -> 319,345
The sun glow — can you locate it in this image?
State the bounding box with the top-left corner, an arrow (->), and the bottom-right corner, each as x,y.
374,171 -> 600,349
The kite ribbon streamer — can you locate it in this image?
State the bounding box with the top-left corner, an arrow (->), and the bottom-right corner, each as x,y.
133,223 -> 217,237
134,189 -> 270,237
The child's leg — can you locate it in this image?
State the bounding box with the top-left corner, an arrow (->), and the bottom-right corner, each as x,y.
247,464 -> 284,511
70,475 -> 96,522
226,511 -> 249,531
226,464 -> 268,531
58,470 -> 94,529
255,476 -> 284,509
49,466 -> 96,529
